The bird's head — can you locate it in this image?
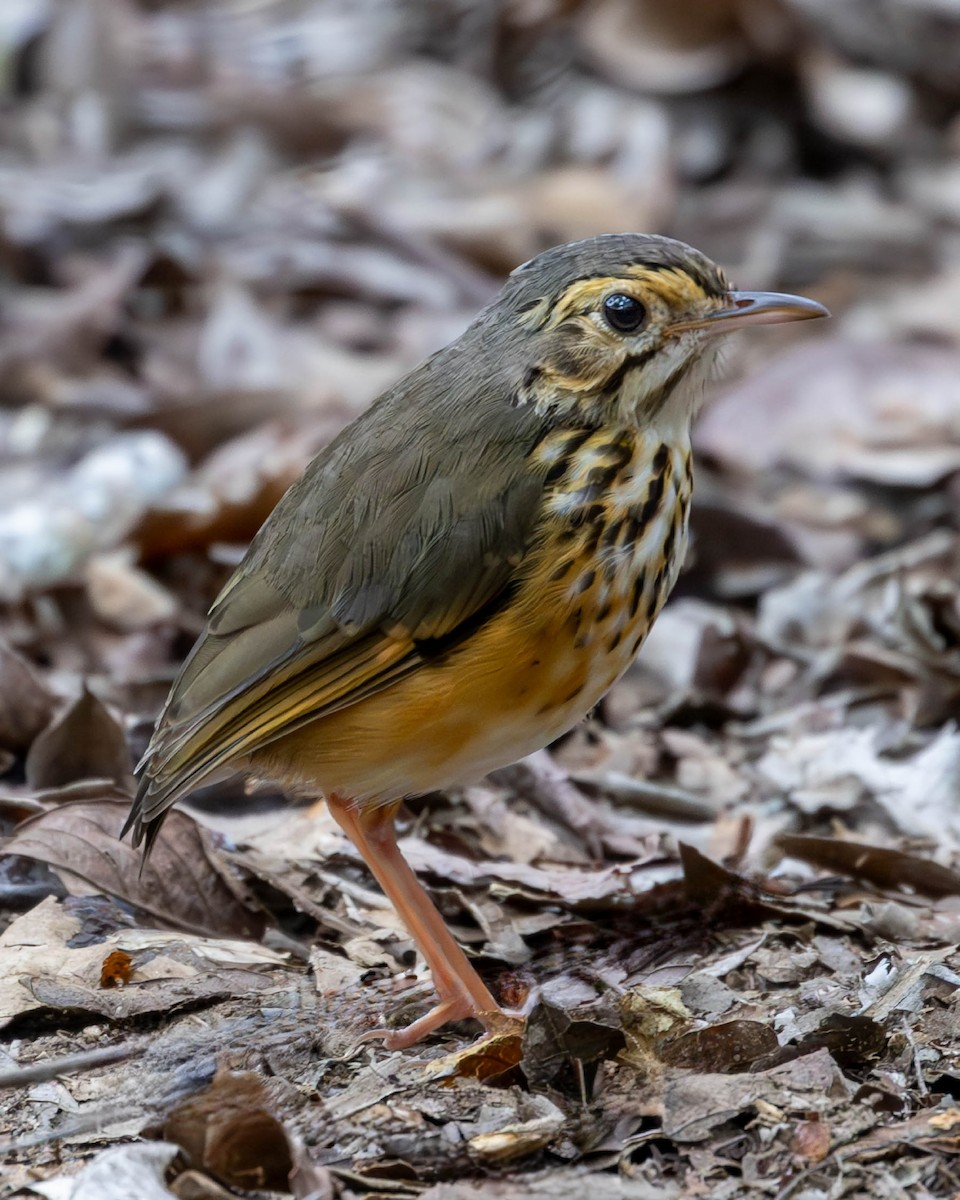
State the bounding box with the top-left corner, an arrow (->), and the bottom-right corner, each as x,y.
492,233 -> 828,433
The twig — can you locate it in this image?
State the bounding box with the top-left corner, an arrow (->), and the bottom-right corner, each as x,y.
900,1015 -> 929,1098
571,769 -> 718,822
0,1041 -> 144,1090
492,750 -> 655,858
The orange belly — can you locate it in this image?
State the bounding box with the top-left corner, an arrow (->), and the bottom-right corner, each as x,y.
250,434 -> 691,807
251,532 -> 670,806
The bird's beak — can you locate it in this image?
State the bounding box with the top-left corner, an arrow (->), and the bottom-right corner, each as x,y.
670,291 -> 830,336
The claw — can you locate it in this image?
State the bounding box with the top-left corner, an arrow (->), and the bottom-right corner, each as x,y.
360,999 -> 523,1051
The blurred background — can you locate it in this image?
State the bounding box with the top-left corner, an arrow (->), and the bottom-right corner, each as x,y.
3,0 -> 960,737
7,8 -> 960,1189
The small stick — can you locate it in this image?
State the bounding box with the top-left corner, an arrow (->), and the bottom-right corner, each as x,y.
0,1041 -> 143,1090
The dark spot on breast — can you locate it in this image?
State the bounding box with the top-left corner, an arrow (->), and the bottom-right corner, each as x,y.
608,629 -> 623,651
662,522 -> 676,567
629,570 -> 646,616
582,521 -> 605,556
596,600 -> 612,623
585,464 -> 619,489
645,592 -> 659,623
585,444 -> 633,487
567,494 -> 600,524
562,684 -> 584,704
544,457 -> 569,485
575,569 -> 595,594
625,514 -> 645,547
565,428 -> 595,456
550,559 -> 572,582
602,518 -> 624,549
606,440 -> 635,469
631,631 -> 646,654
538,428 -> 593,485
585,499 -> 606,523
634,461 -> 669,530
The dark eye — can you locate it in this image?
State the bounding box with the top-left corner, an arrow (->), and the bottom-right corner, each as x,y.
602,293 -> 646,333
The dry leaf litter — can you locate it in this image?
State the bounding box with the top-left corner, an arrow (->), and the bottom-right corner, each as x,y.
2,2 -> 960,1197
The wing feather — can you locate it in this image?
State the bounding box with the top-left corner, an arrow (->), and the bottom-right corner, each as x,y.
126,351 -> 553,851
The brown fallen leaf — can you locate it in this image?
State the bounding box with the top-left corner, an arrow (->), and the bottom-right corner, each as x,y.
522,999 -> 626,1089
620,986 -> 692,1078
776,833 -> 960,899
662,1048 -> 849,1143
400,834 -> 666,910
800,1012 -> 887,1069
24,685 -> 133,791
163,1070 -> 293,1191
837,1106 -> 960,1161
491,749 -> 656,858
160,1068 -> 332,1199
678,843 -> 858,933
85,550 -> 179,631
171,1170 -> 238,1199
425,1027 -> 524,1084
0,640 -> 55,754
15,1143 -> 182,1200
0,897 -> 285,1028
4,799 -> 264,939
100,947 -> 135,989
467,1094 -> 566,1165
660,1019 -> 779,1074
577,0 -> 752,94
791,1119 -> 831,1163
697,340 -> 960,486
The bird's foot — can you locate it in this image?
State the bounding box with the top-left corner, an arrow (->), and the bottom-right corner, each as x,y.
359,996 -> 523,1050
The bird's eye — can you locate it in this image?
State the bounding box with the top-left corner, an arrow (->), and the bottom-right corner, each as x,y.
602,293 -> 647,333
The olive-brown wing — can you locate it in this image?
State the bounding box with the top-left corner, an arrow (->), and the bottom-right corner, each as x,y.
128,393 -> 549,847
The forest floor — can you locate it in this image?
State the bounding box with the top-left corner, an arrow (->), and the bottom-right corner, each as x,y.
3,2 -> 960,1198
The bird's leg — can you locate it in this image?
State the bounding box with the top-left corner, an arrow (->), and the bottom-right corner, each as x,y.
326,793 -> 503,1049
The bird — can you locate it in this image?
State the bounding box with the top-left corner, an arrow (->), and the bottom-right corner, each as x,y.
124,234 -> 828,1049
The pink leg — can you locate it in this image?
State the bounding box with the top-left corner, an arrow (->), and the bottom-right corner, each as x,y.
327,794 -> 504,1048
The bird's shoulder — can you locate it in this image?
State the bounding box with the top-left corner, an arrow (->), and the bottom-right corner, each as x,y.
160,347 -> 555,727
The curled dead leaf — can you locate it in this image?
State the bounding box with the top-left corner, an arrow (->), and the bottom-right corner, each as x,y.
660,1019 -> 779,1074
24,686 -> 132,791
162,1070 -> 293,1191
0,641 -> 55,754
425,1027 -> 524,1084
790,1118 -> 831,1163
100,947 -> 135,989
4,799 -> 264,939
467,1097 -> 566,1164
776,834 -> 960,899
